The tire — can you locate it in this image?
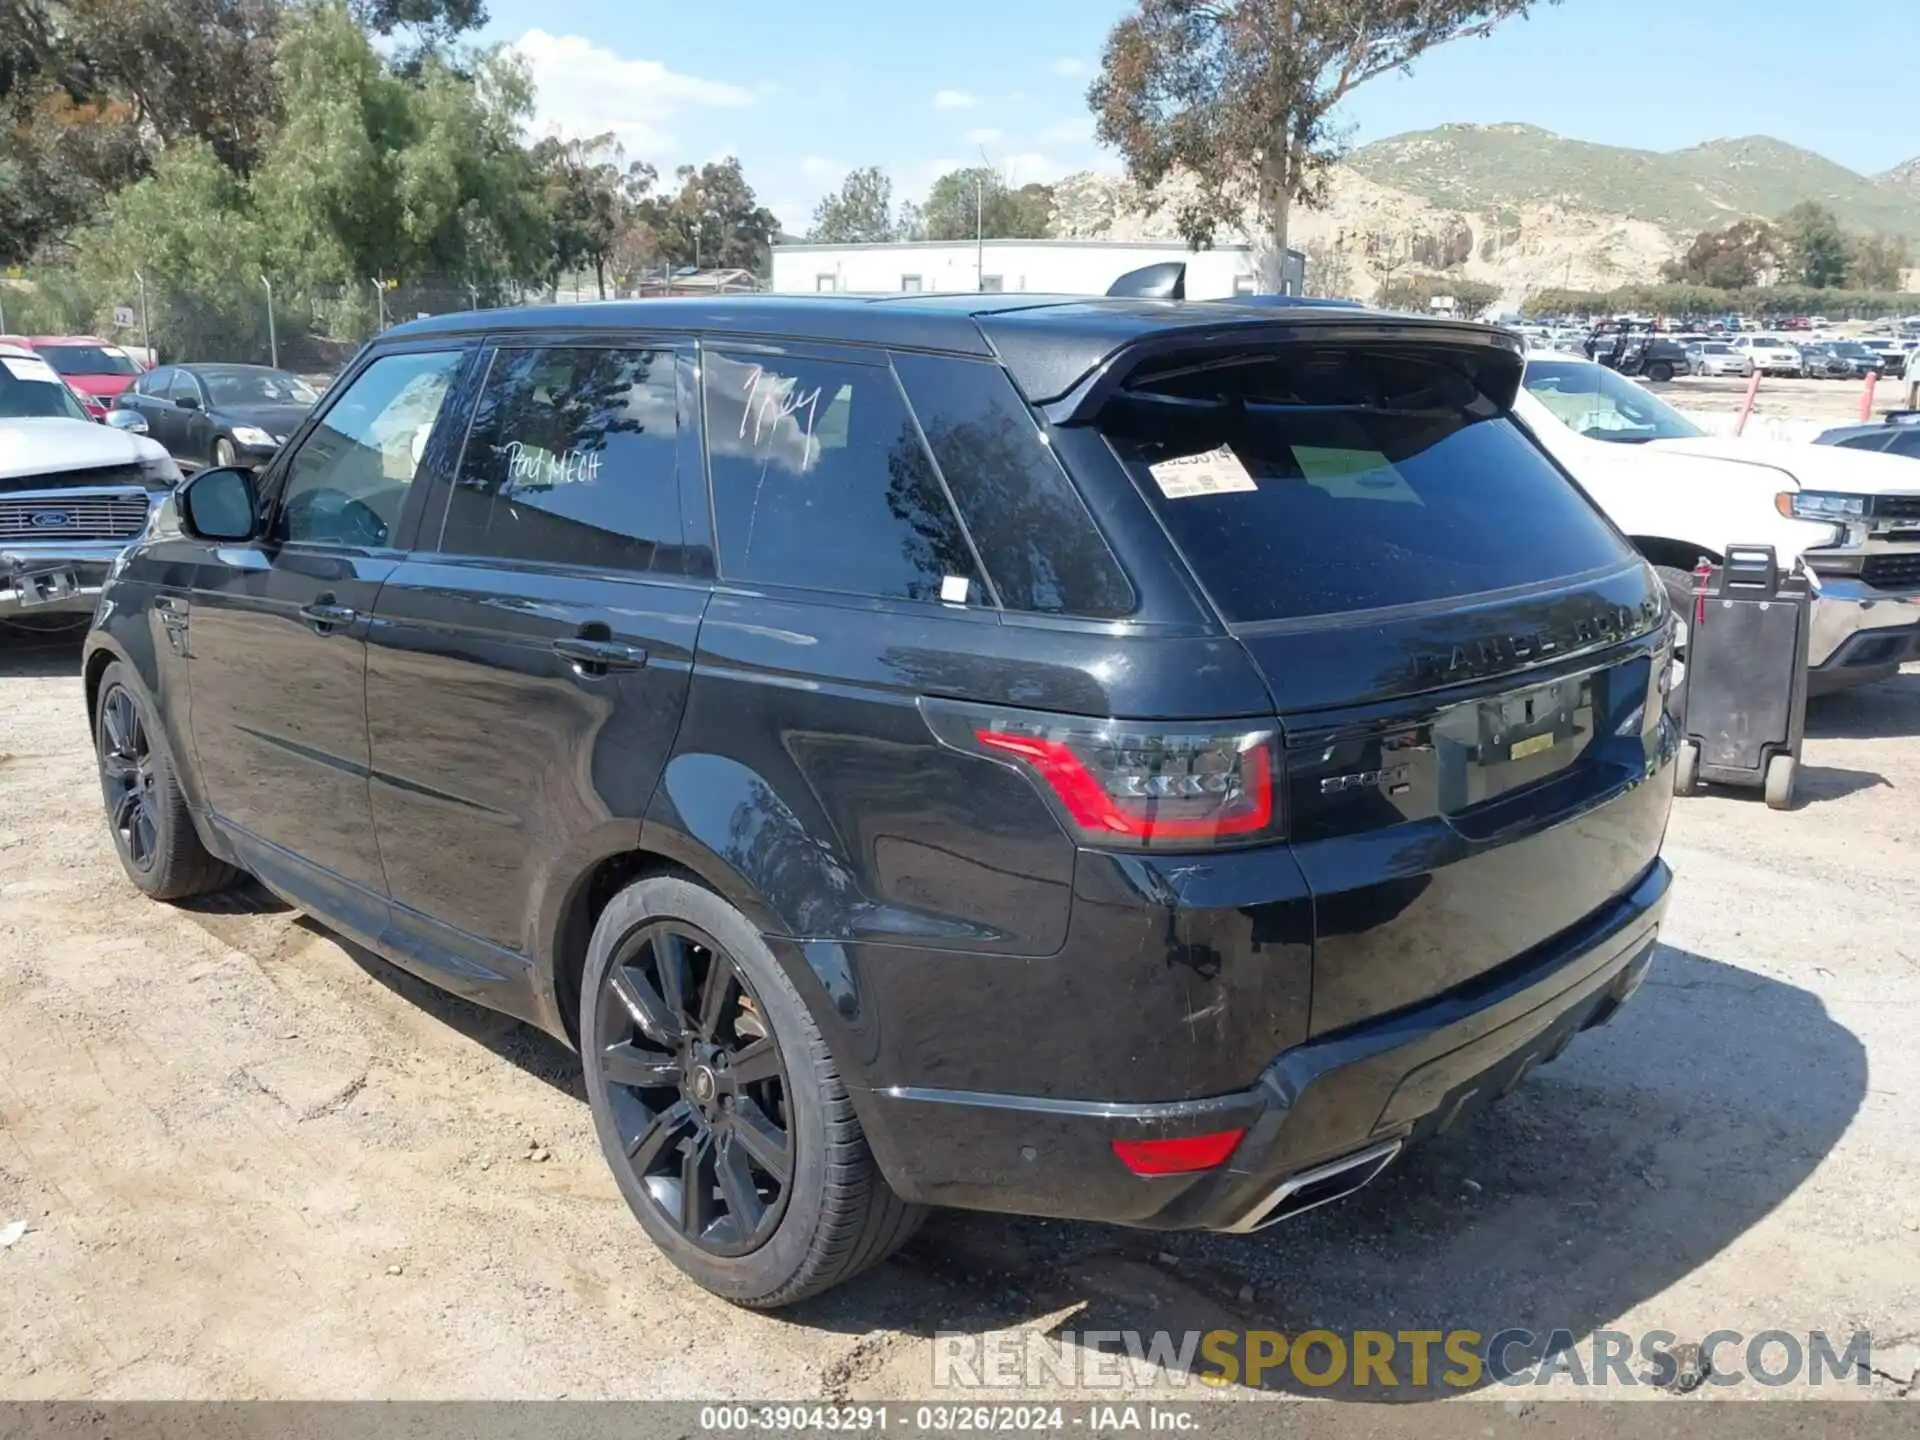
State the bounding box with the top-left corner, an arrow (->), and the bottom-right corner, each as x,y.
93,662 -> 238,900
1764,754 -> 1796,811
214,437 -> 237,468
580,874 -> 924,1308
1646,360 -> 1675,383
1673,740 -> 1700,796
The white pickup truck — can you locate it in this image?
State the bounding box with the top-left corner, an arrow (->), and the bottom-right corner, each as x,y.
1516,355 -> 1920,694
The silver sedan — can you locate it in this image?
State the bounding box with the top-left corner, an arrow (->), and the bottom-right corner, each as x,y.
1686,342 -> 1755,378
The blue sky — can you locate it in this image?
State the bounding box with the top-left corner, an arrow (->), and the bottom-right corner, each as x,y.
477,0 -> 1915,234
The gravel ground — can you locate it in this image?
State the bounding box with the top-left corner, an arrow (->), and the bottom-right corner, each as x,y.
1,629 -> 1917,1403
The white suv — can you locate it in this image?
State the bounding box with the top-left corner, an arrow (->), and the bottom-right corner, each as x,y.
1728,335 -> 1805,377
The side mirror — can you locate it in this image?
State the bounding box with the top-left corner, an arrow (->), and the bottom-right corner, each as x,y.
179,466 -> 258,542
175,394 -> 201,410
105,409 -> 149,435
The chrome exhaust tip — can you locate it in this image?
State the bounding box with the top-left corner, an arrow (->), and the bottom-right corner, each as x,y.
1223,1138 -> 1403,1234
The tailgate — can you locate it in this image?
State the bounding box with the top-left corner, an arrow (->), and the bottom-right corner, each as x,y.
1241,566 -> 1672,1035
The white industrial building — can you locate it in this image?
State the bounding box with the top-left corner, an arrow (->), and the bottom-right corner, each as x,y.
769,238 -> 1306,300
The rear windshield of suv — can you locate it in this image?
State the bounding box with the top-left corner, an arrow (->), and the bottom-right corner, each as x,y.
1103,344 -> 1634,625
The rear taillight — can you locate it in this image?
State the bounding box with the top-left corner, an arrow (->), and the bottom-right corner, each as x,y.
1112,1129 -> 1246,1175
924,701 -> 1282,850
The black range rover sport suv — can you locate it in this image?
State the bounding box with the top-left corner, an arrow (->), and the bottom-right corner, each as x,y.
85,292 -> 1677,1306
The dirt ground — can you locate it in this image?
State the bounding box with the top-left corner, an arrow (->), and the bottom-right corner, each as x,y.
2,629 -> 1918,1403
1656,372 -> 1915,424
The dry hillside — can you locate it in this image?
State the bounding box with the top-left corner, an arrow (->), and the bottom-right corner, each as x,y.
1050,124 -> 1920,308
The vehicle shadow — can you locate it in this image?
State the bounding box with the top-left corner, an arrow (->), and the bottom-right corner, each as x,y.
174,880 -> 586,1100
776,943 -> 1866,1401
0,626 -> 86,678
1806,668 -> 1920,740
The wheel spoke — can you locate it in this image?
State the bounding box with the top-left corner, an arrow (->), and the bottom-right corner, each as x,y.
654,930 -> 693,1028
102,693 -> 133,758
112,789 -> 141,836
728,1036 -> 782,1086
626,1098 -> 694,1173
100,749 -> 137,781
609,962 -> 681,1046
727,1097 -> 791,1185
715,1134 -> 768,1237
680,1132 -> 715,1237
697,949 -> 736,1039
602,1040 -> 681,1090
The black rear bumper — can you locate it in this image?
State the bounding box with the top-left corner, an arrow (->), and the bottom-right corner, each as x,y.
851,859 -> 1670,1229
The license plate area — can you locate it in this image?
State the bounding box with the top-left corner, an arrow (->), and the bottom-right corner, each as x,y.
1433,672 -> 1595,811
13,566 -> 81,607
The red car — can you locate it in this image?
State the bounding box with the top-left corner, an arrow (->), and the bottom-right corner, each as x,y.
26,335 -> 145,419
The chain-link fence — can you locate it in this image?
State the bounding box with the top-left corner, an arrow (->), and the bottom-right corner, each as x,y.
1,265 -> 760,380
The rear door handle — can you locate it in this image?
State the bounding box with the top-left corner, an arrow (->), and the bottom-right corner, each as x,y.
299,601 -> 358,629
552,637 -> 648,672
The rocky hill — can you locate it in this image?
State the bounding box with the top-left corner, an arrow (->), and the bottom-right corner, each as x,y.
1049,125 -> 1920,308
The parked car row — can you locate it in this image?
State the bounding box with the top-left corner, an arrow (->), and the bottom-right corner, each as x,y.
0,332 -> 324,465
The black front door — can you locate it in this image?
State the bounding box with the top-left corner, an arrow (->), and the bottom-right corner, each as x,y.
364,341 -> 706,995
184,344 -> 473,933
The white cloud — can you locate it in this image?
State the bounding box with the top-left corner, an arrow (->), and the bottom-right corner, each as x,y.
1038,115 -> 1095,146
1002,152 -> 1060,185
933,89 -> 979,111
800,155 -> 845,180
1050,57 -> 1085,77
511,30 -> 754,159
961,127 -> 1006,147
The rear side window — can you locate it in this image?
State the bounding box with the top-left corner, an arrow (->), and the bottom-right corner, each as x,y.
442,346 -> 681,572
1104,344 -> 1635,624
892,352 -> 1134,618
703,349 -> 983,605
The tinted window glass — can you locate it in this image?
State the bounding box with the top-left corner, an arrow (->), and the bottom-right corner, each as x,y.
137,367 -> 171,397
1834,431 -> 1896,453
1886,429 -> 1920,458
1104,345 -> 1634,624
892,352 -> 1133,617
704,349 -> 983,604
168,371 -> 201,403
441,347 -> 681,572
275,350 -> 464,547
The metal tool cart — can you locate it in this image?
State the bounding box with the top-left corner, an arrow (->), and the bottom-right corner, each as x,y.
1673,545 -> 1810,810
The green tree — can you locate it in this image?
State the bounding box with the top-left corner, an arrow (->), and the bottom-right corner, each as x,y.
808,166 -> 897,243
916,168 -> 1052,241
1088,1 -> 1553,291
1659,219 -> 1780,289
1845,232 -> 1909,292
1375,273 -> 1500,318
1778,201 -> 1848,289
534,133 -> 655,297
641,158 -> 780,272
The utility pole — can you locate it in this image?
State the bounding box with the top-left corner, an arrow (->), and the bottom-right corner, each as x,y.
134,271 -> 151,361
975,174 -> 985,292
370,276 -> 385,332
261,276 -> 277,369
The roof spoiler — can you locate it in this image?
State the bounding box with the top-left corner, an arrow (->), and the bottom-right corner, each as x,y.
1106,262 -> 1186,300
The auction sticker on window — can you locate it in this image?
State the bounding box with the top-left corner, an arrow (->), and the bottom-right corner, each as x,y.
2,355 -> 60,384
1149,444 -> 1257,499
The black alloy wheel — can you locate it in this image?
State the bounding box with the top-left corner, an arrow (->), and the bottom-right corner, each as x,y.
594,920 -> 794,1257
98,683 -> 159,874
